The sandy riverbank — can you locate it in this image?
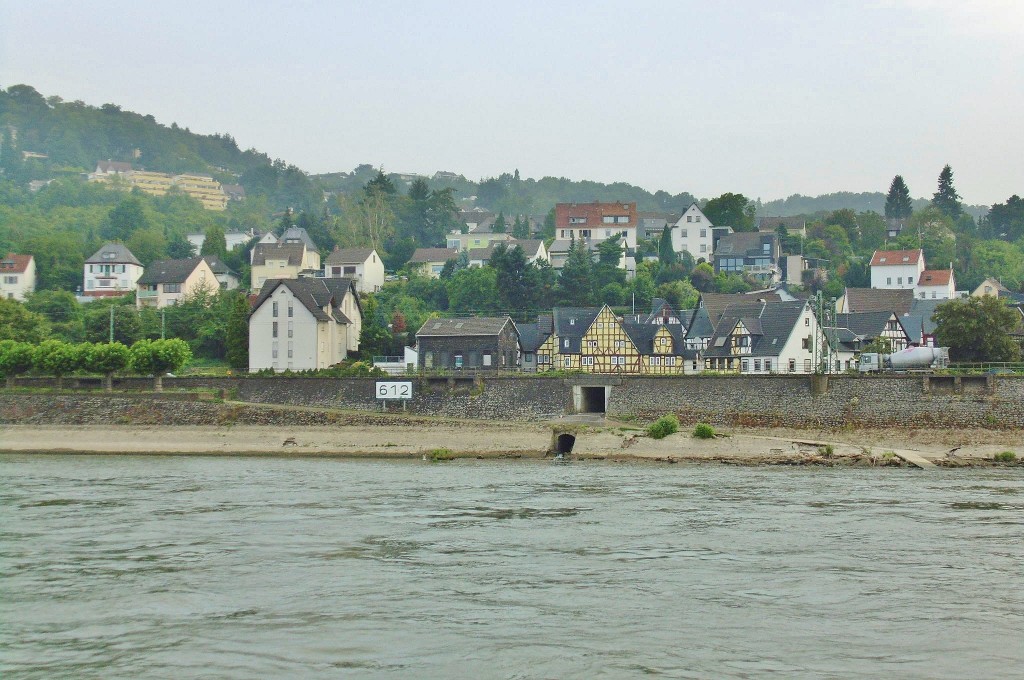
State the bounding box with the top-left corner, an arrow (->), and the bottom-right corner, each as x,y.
1,422 -> 1019,466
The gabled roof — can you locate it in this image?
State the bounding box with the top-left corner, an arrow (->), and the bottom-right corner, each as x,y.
517,323 -> 544,352
551,307 -> 601,353
699,292 -> 782,327
326,248 -> 376,265
870,249 -> 923,267
86,243 -> 142,266
834,311 -> 902,339
409,248 -> 458,264
703,301 -> 807,358
280,226 -> 318,251
622,320 -> 696,357
758,216 -> 806,232
0,253 -> 33,273
251,278 -> 358,324
685,307 -> 716,339
251,242 -> 306,267
201,256 -> 236,277
842,287 -> 914,315
416,316 -> 516,338
555,201 -> 638,229
918,269 -> 953,286
137,258 -> 206,285
96,160 -> 132,173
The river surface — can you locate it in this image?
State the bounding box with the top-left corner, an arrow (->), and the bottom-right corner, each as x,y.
1,455 -> 1022,679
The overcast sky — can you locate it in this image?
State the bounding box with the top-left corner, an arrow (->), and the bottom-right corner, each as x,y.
2,1 -> 1021,205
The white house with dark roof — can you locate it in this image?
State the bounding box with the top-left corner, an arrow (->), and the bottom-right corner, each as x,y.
324,247 -> 384,293
249,278 -> 361,372
671,203 -> 716,260
0,253 -> 36,300
466,240 -> 549,267
702,299 -> 827,374
915,268 -> 956,300
250,241 -> 320,289
136,257 -> 218,308
84,243 -> 144,298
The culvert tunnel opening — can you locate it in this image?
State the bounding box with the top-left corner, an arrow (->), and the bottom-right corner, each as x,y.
555,434 -> 576,454
580,386 -> 607,414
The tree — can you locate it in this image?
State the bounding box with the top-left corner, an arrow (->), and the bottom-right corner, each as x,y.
557,240 -> 596,306
102,194 -> 150,242
128,338 -> 192,391
32,339 -> 83,389
446,267 -> 500,315
884,175 -> 913,220
225,292 -> 250,371
982,195 -> 1024,241
364,169 -> 396,196
200,224 -> 228,259
932,164 -> 962,219
86,342 -> 130,392
658,226 -> 676,266
689,262 -> 715,292
492,212 -> 507,234
126,228 -> 168,265
892,207 -> 956,268
489,243 -> 531,319
934,297 -> 1019,362
0,299 -> 49,343
0,340 -> 35,388
167,233 -> 195,259
541,208 -> 556,240
84,303 -> 142,345
512,215 -> 530,239
25,290 -> 83,343
702,193 -> 755,231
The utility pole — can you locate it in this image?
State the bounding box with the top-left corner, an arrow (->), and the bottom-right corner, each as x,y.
109,306 -> 114,343
161,309 -> 166,340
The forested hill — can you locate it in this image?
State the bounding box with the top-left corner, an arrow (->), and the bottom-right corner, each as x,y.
0,84 -> 320,210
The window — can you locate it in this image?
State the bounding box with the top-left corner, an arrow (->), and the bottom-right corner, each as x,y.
700,244 -> 707,253
272,301 -> 279,317
700,229 -> 706,237
897,277 -> 902,285
616,216 -> 629,224
344,266 -> 356,275
563,338 -> 570,348
454,354 -> 463,369
805,317 -> 810,326
789,359 -> 796,372
538,353 -> 550,364
582,356 -> 594,366
164,284 -> 181,293
581,229 -> 591,237
272,342 -> 278,359
920,292 -> 926,299
564,356 -> 571,367
287,323 -> 293,338
288,305 -> 293,318
483,352 -> 492,367
931,291 -> 937,299
272,322 -> 278,338
660,337 -> 667,346
603,216 -> 615,224
741,360 -> 749,372
754,360 -> 761,371
764,359 -> 772,372
695,216 -> 702,222
2,275 -> 16,284
287,342 -> 293,358
569,217 -> 586,224
687,216 -> 693,223
667,357 -> 677,366
614,339 -> 624,348
887,277 -> 892,285
801,337 -> 810,350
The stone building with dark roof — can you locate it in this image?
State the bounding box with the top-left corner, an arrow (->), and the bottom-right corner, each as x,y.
415,316 -> 521,371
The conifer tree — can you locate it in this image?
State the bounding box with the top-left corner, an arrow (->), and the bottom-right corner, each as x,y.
225,292 -> 250,371
492,212 -> 507,233
884,175 -> 913,220
931,164 -> 962,219
658,226 -> 677,265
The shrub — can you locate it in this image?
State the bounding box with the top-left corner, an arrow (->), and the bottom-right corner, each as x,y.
994,451 -> 1017,463
647,414 -> 680,440
430,448 -> 454,461
693,422 -> 716,439
0,340 -> 35,388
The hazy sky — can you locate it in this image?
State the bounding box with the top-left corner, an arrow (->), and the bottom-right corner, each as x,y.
2,1 -> 1022,205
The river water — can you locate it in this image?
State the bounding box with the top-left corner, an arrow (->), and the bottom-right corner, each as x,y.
1,455 -> 1022,679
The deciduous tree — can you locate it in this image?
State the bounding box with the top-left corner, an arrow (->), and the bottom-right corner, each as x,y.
934,297 -> 1019,362
87,342 -> 130,391
0,340 -> 35,388
128,338 -> 192,391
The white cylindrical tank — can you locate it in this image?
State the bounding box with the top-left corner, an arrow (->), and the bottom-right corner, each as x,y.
887,346 -> 949,370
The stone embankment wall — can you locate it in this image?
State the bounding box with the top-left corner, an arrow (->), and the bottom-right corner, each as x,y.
6,374 -> 1021,428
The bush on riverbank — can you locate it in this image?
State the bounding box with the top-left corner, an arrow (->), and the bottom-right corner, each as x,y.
693,423 -> 716,439
993,451 -> 1017,463
647,414 -> 680,439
